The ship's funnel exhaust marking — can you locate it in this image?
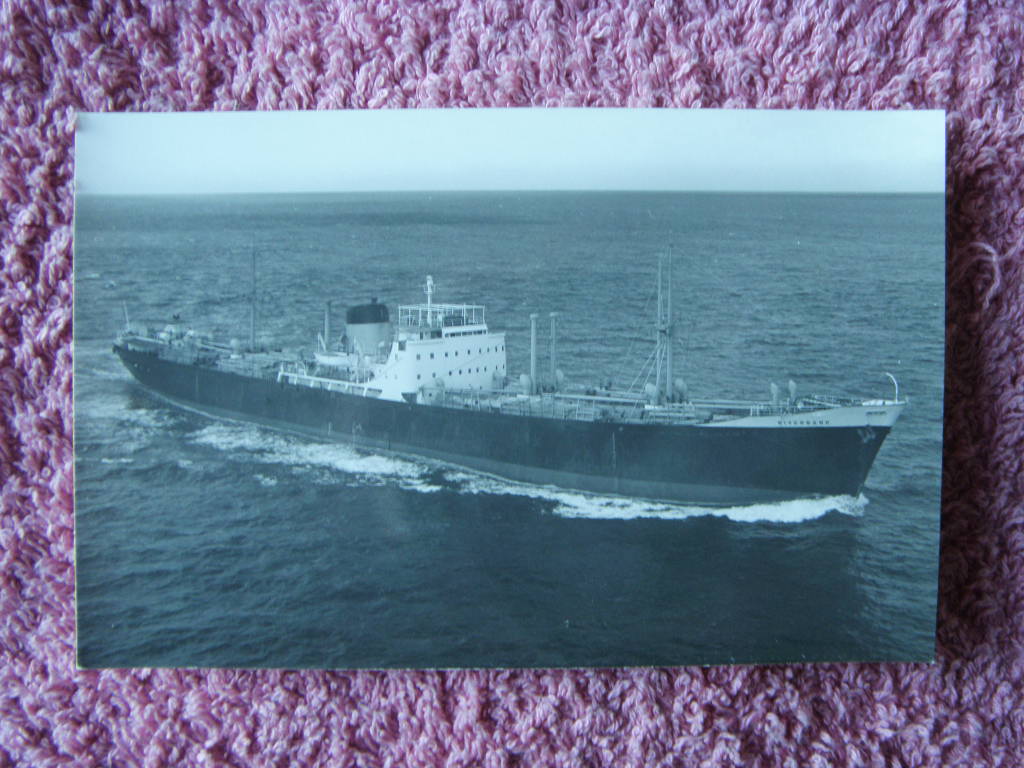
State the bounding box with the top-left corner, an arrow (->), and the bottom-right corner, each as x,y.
345,299 -> 390,360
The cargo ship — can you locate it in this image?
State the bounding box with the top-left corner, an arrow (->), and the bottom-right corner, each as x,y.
113,260 -> 904,506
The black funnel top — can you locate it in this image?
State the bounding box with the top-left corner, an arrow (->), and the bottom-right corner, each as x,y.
346,300 -> 389,325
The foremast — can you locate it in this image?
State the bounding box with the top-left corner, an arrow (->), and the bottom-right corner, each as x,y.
654,254 -> 676,403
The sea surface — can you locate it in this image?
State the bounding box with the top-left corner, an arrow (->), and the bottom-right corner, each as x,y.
74,191 -> 945,668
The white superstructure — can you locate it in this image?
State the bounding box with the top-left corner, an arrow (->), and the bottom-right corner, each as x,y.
281,276 -> 507,403
375,275 -> 507,401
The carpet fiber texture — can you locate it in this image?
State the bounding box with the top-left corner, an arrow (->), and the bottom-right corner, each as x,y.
2,1 -> 1023,766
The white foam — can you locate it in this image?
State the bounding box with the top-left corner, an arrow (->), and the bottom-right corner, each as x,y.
189,423 -> 429,484
84,366 -> 132,382
185,419 -> 865,524
394,477 -> 445,494
445,469 -> 867,523
78,393 -> 174,428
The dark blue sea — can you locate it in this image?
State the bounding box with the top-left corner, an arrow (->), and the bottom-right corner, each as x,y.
74,191 -> 945,668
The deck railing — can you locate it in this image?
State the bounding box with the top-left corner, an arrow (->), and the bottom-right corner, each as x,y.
277,369 -> 381,397
398,303 -> 485,328
428,388 -> 864,425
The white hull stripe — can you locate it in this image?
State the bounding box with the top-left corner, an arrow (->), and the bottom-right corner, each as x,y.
700,403 -> 905,429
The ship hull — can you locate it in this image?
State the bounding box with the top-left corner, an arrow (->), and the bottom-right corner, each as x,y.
115,345 -> 892,506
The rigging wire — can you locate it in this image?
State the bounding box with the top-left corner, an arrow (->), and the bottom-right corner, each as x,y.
614,271 -> 658,390
627,344 -> 658,394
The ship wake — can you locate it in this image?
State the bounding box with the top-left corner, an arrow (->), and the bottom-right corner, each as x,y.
184,420 -> 867,524
445,469 -> 869,523
188,423 -> 445,493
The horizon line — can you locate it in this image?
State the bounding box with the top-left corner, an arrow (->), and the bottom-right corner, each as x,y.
77,188 -> 945,198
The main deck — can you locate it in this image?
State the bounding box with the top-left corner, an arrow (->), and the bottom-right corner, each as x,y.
118,327 -> 899,430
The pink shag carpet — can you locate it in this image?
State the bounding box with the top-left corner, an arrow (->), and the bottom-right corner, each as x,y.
1,1 -> 1023,766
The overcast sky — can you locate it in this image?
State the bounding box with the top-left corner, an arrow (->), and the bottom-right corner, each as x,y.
75,108 -> 944,195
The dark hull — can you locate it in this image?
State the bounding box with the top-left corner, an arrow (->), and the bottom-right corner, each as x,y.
115,345 -> 891,506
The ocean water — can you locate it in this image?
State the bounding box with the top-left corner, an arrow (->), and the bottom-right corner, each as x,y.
74,191 -> 945,668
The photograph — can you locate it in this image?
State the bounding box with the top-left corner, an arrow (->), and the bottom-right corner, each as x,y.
74,108 -> 945,668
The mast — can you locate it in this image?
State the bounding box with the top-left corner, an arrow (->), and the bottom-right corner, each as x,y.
530,313 -> 538,394
424,275 -> 434,325
249,243 -> 257,352
549,311 -> 558,386
653,255 -> 675,402
323,300 -> 331,352
655,262 -> 663,398
666,254 -> 673,402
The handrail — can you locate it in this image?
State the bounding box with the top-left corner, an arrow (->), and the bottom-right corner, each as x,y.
398,303 -> 486,328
